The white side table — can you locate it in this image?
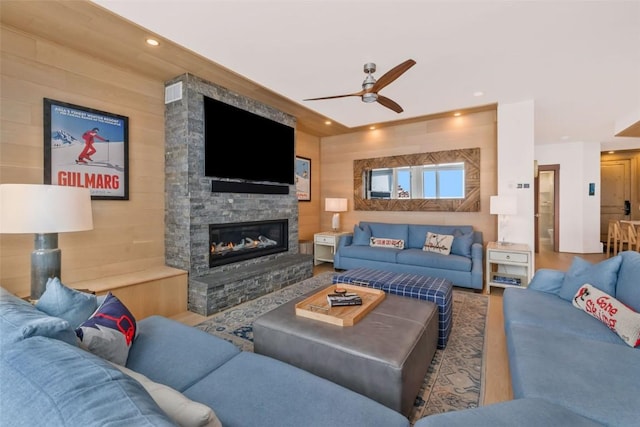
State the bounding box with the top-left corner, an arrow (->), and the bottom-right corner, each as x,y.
314,231 -> 352,266
486,242 -> 532,294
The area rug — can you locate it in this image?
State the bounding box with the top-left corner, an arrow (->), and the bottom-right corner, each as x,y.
195,271 -> 488,425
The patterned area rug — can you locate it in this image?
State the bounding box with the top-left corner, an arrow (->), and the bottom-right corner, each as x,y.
196,271 -> 488,424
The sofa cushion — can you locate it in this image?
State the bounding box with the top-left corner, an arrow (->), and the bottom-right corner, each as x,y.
353,223 -> 372,245
370,236 -> 405,249
526,268 -> 566,294
127,316 -> 241,392
183,351 -> 410,427
423,232 -> 454,255
451,229 -> 474,257
573,284 -> 640,347
76,292 -> 137,365
397,249 -> 472,272
557,255 -> 622,301
0,287 -> 77,347
616,250 -> 640,312
413,397 -> 605,427
0,336 -> 176,426
35,277 -> 97,328
504,287 -> 626,345
339,245 -> 401,263
111,362 -> 222,427
506,323 -> 640,426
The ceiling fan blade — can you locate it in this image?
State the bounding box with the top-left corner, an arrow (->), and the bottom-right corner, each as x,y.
371,59 -> 416,93
377,95 -> 404,113
303,90 -> 364,101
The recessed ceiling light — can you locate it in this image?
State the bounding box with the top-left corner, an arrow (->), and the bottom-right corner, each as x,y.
146,38 -> 159,46
369,126 -> 376,130
453,112 -> 461,117
473,91 -> 484,97
324,120 -> 332,125
608,151 -> 615,154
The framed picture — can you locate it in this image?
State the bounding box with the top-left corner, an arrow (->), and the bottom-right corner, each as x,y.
295,156 -> 311,201
43,98 -> 129,200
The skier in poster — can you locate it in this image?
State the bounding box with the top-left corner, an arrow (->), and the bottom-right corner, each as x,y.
76,127 -> 108,164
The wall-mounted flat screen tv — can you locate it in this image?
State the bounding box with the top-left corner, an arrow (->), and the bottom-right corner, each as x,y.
203,95 -> 295,185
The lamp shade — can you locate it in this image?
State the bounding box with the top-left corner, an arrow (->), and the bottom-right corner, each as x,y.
0,184 -> 93,234
325,198 -> 348,213
489,195 -> 517,216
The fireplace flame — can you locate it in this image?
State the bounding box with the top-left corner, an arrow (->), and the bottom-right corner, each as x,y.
210,235 -> 277,255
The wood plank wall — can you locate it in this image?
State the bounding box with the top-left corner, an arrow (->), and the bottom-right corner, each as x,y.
317,111 -> 498,237
0,24 -> 167,296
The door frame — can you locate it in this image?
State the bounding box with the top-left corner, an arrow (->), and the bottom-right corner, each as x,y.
534,164 -> 560,253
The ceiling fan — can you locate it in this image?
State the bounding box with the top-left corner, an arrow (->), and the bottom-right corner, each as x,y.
303,59 -> 416,113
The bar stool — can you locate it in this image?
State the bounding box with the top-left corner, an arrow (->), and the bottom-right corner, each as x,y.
620,221 -> 639,252
606,219 -> 622,257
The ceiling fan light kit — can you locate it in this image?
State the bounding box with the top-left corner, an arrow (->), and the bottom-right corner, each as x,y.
304,59 -> 416,113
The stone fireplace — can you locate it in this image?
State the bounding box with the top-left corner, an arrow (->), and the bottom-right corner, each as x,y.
164,73 -> 313,316
209,219 -> 288,267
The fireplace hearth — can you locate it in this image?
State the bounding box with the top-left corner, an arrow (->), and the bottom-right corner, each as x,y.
209,219 -> 288,267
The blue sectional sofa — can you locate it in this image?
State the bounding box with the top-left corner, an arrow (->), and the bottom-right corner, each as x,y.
415,250 -> 640,426
0,287 -> 409,427
334,221 -> 484,290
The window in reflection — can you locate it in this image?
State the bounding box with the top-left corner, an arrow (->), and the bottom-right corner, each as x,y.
353,147 -> 480,212
368,162 -> 465,200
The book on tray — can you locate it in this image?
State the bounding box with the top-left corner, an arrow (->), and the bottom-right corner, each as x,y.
327,293 -> 363,307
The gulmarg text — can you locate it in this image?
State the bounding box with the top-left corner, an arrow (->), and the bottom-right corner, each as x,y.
58,171 -> 120,189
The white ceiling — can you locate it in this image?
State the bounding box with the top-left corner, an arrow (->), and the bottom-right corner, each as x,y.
93,0 -> 640,150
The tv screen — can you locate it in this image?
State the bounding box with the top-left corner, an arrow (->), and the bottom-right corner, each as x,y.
203,96 -> 295,185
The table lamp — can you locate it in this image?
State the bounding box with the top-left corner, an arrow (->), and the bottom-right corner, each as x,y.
0,184 -> 93,300
325,198 -> 348,232
490,195 -> 517,246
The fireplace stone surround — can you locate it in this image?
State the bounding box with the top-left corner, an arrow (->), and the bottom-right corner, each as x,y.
164,73 -> 312,316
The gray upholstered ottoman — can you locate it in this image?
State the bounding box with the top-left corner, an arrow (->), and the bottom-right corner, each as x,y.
253,286 -> 439,416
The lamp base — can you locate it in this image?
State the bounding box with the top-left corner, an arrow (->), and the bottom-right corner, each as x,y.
31,233 -> 60,301
331,213 -> 341,232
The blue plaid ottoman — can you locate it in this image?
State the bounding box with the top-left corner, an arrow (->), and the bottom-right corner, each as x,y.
333,268 -> 453,348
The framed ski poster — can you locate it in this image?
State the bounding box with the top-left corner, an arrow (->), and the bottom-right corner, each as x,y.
44,98 -> 129,200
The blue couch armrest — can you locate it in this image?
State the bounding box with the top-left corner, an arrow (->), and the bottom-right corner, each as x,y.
334,235 -> 353,269
470,242 -> 484,289
527,268 -> 565,294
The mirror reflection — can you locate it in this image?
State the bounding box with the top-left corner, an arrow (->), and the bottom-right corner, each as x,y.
367,162 -> 465,200
354,148 -> 480,212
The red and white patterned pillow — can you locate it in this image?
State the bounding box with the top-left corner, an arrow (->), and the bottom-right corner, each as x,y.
573,284 -> 640,348
370,237 -> 405,249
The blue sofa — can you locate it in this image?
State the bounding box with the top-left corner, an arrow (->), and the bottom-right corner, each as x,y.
414,250 -> 640,426
334,221 -> 484,290
0,287 -> 409,427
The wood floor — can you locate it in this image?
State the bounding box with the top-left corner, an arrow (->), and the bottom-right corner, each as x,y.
171,249 -> 607,406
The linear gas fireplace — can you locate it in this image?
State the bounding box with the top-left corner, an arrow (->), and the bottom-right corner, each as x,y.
209,219 -> 288,267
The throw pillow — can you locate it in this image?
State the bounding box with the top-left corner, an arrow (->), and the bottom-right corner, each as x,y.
76,292 -> 137,365
558,255 -> 622,301
1,287 -> 77,346
573,284 -> 640,348
353,223 -> 372,245
451,229 -> 474,257
370,237 -> 405,249
35,277 -> 98,328
110,362 -> 222,427
423,232 -> 454,255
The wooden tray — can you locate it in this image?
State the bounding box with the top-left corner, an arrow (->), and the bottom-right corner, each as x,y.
295,283 -> 385,326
